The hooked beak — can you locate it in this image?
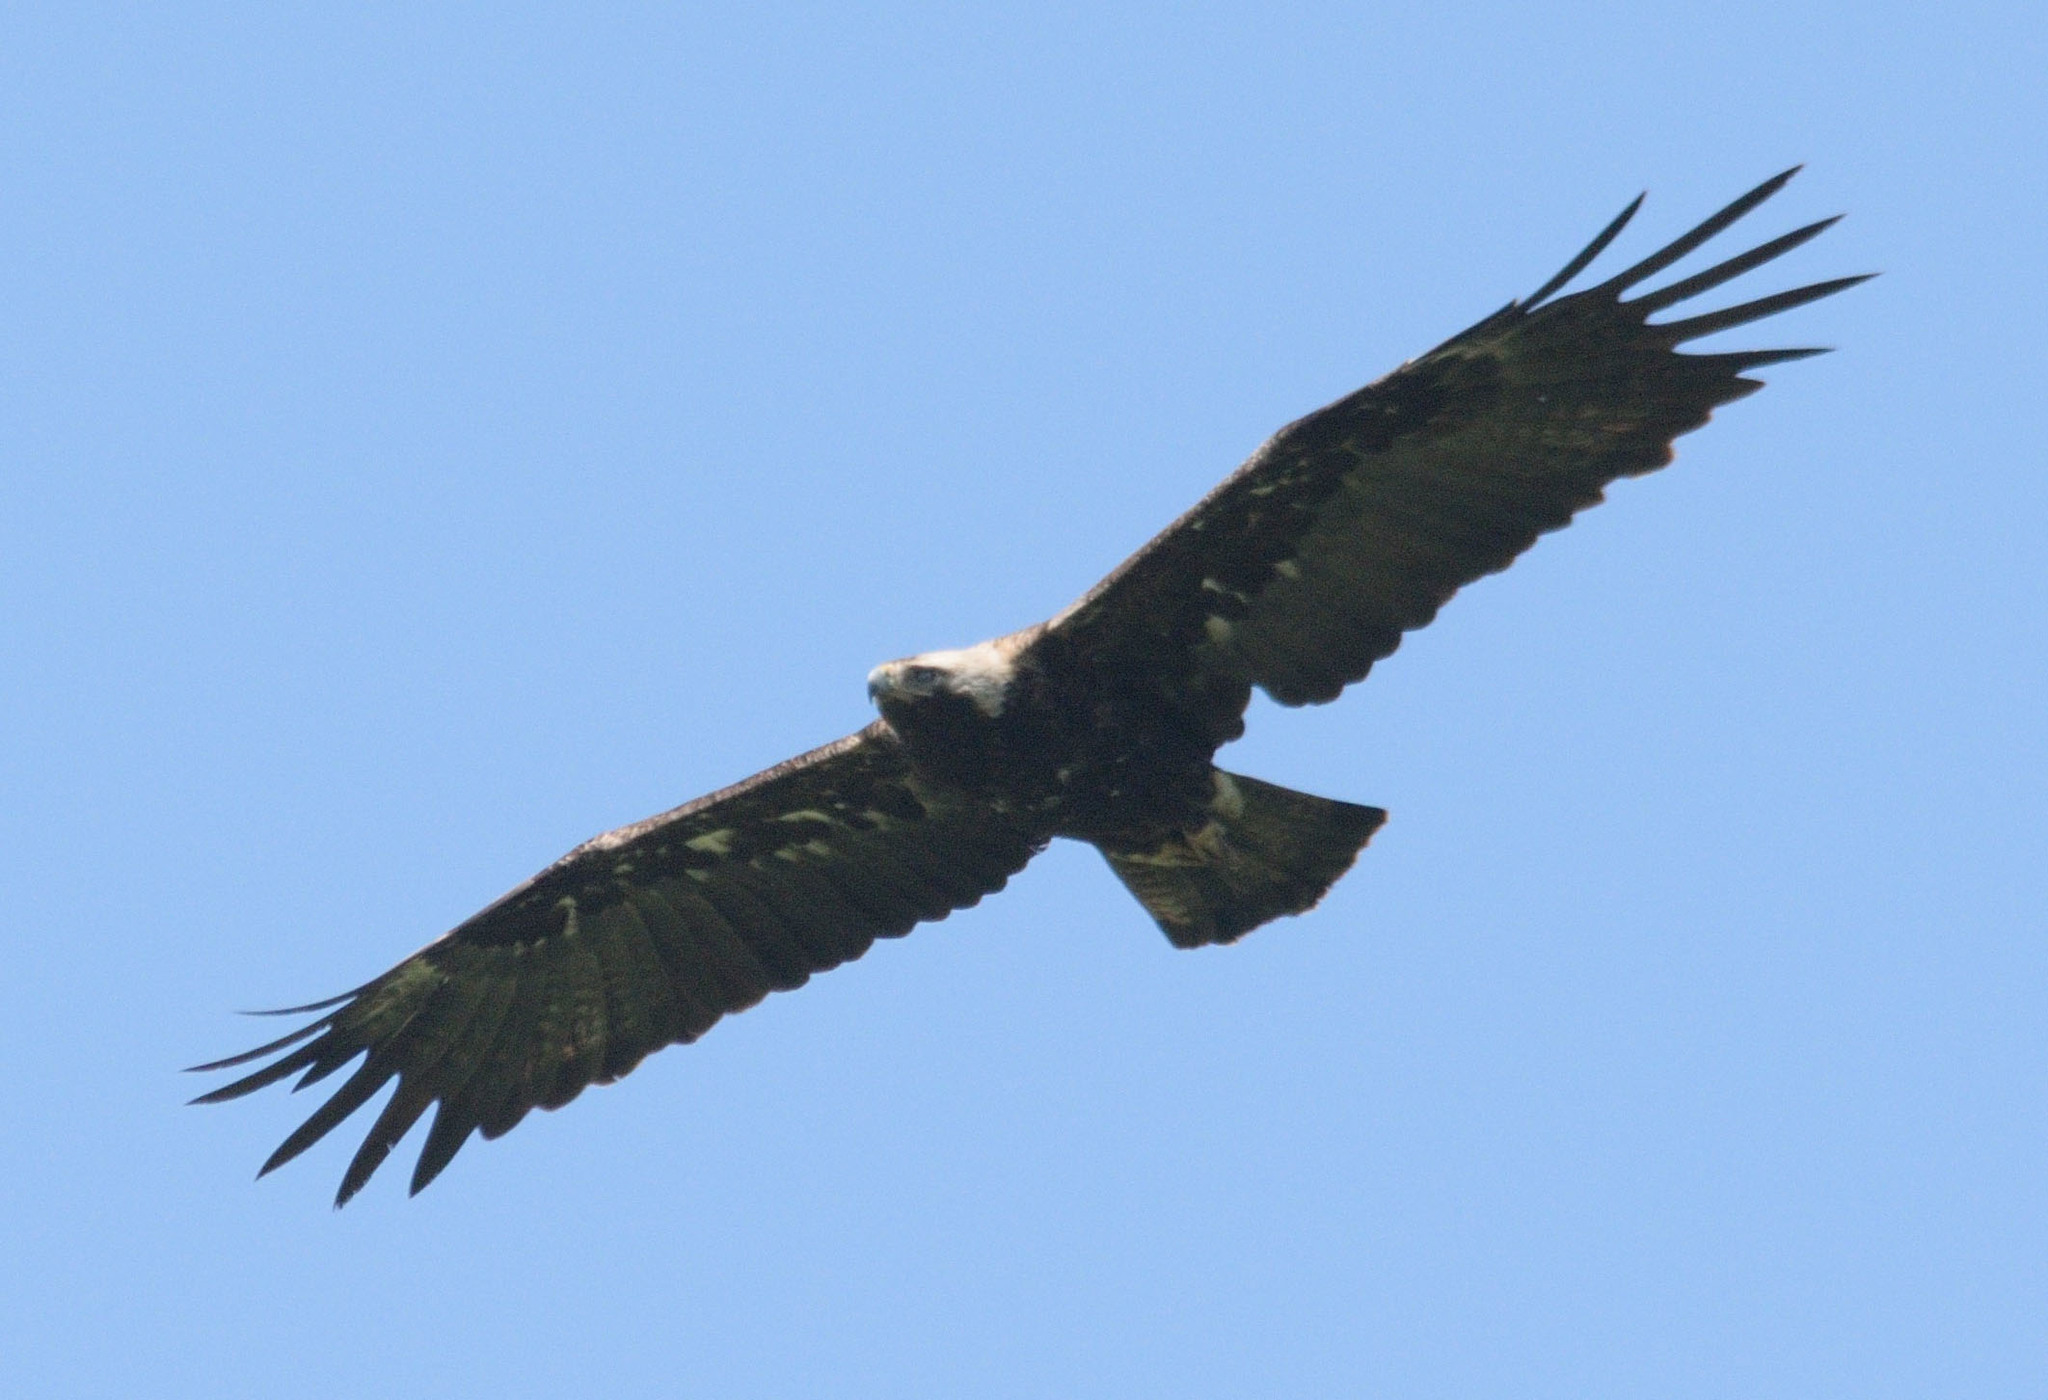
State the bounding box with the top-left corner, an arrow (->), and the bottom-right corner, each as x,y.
866,663 -> 900,706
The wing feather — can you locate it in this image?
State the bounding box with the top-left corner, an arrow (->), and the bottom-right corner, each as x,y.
471,945 -> 552,1141
400,970 -> 520,1195
634,883 -> 773,1012
260,1054 -> 396,1178
584,903 -> 681,1078
335,971 -> 494,1204
193,721 -> 1044,1203
610,897 -> 725,1035
646,880 -> 782,1002
690,878 -> 816,990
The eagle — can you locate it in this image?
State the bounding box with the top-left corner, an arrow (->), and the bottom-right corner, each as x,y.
194,169 -> 1866,1204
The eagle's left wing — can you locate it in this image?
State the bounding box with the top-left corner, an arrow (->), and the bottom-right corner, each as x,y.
1051,169 -> 1867,734
192,721 -> 1042,1204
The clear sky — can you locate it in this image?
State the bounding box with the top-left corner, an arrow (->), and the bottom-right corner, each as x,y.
4,4 -> 2043,1397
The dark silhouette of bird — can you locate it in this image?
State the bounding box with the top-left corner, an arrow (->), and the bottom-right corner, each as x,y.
193,169 -> 1867,1205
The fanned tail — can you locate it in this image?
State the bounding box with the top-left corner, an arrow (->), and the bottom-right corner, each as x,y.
1098,771 -> 1386,948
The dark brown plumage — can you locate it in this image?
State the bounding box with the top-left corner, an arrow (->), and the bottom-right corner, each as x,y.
195,169 -> 1866,1204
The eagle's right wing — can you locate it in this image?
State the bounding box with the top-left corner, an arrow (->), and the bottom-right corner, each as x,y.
1050,169 -> 1866,732
192,720 -> 1043,1205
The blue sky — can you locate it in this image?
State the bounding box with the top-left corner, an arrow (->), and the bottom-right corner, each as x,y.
3,3 -> 2043,1397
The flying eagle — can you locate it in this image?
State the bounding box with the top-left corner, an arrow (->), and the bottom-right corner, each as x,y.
194,169 -> 1865,1204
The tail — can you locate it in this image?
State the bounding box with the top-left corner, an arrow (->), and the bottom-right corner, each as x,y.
1097,770 -> 1387,949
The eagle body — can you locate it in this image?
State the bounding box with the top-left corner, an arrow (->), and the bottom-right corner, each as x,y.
195,170 -> 1867,1204
867,623 -> 1385,950
869,626 -> 1225,845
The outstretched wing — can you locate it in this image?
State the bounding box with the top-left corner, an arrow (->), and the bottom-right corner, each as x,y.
1051,168 -> 1868,730
192,721 -> 1042,1205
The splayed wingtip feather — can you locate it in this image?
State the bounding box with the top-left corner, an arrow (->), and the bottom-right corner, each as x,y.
1628,215 -> 1845,315
184,1017 -> 333,1074
1594,166 -> 1804,297
1657,274 -> 1875,343
1524,191 -> 1643,306
240,987 -> 366,1017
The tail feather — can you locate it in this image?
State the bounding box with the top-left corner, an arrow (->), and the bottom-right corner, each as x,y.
1098,771 -> 1386,948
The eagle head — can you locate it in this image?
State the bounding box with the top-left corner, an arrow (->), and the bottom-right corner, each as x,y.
866,639 -> 1018,721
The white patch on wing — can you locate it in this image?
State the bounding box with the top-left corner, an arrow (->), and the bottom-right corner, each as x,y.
685,829 -> 735,855
1204,615 -> 1235,645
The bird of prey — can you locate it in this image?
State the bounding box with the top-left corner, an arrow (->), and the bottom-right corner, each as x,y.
194,169 -> 1866,1205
